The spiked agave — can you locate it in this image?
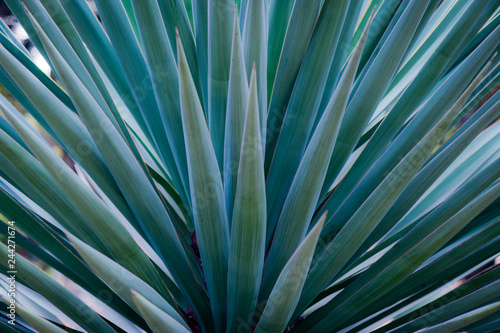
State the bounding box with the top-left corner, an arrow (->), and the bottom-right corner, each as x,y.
0,0 -> 499,332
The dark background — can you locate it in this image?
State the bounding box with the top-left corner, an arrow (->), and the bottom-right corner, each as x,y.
0,1 -> 10,16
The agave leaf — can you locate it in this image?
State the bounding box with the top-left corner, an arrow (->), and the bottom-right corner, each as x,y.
321,0 -> 431,195
192,0 -> 209,110
25,7 -> 149,236
393,124 -> 500,234
345,217 -> 500,332
417,301 -> 500,333
238,0 -> 247,28
347,0 -> 382,54
266,0 -> 294,98
0,266 -> 84,331
343,181 -> 500,330
451,59 -> 500,130
0,30 -> 73,111
33,22 -> 211,325
183,0 -> 194,27
435,76 -> 500,159
389,0 -> 473,90
0,321 -> 18,333
207,0 -> 234,169
67,234 -> 187,328
157,0 -> 203,102
178,31 -> 230,331
37,0 -> 155,177
0,155 -> 67,229
57,0 -> 152,142
121,0 -> 140,40
254,214 -> 326,333
0,17 -> 28,55
0,127 -> 109,253
265,0 -> 322,173
318,19 -> 500,238
466,313 -> 500,333
299,166 -> 500,332
0,189 -> 101,289
127,125 -> 194,235
93,0 -> 185,194
131,290 -> 191,333
227,66 -> 266,331
297,59 -> 492,318
0,295 -> 67,333
0,41 -> 128,208
23,0 -> 120,129
318,1 -> 500,222
315,0 -> 364,124
56,0 -> 125,86
224,10 -> 249,226
0,243 -> 116,333
0,97 -> 36,153
410,0 -> 457,44
0,2 -> 499,332
366,206 -> 500,301
453,4 -> 500,67
393,1 -> 499,105
242,0 -> 267,142
0,190 -> 146,324
0,39 -> 146,242
379,264 -> 500,332
3,0 -> 49,63
0,98 -> 177,308
148,165 -> 190,222
261,9 -> 371,301
264,0 -> 352,243
402,0 -> 443,58
0,67 -> 59,143
356,91 -> 500,256
129,0 -> 191,203
0,322 -> 20,333
357,0 -> 405,71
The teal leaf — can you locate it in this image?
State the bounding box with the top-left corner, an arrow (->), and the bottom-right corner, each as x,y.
178,31 -> 230,332
224,11 -> 249,226
227,66 -> 266,332
254,214 -> 326,333
131,291 -> 191,333
261,8 -> 371,301
208,0 -> 234,169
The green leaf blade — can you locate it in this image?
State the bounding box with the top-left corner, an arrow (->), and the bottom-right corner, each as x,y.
131,291 -> 191,333
224,11 -> 249,227
227,67 -> 266,332
261,10 -> 371,301
207,0 -> 235,169
254,214 -> 326,333
178,32 -> 230,332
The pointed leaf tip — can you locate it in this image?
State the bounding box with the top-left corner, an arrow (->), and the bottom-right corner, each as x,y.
255,213 -> 326,333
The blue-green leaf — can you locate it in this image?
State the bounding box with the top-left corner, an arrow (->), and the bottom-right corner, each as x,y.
242,0 -> 267,143
178,31 -> 229,332
224,11 -> 249,226
264,0 -> 351,243
227,67 -> 266,332
254,214 -> 326,333
321,0 -> 431,194
131,291 -> 191,333
208,0 -> 234,169
261,9 -> 370,300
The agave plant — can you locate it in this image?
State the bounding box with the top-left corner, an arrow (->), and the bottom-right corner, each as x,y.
0,0 -> 499,332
